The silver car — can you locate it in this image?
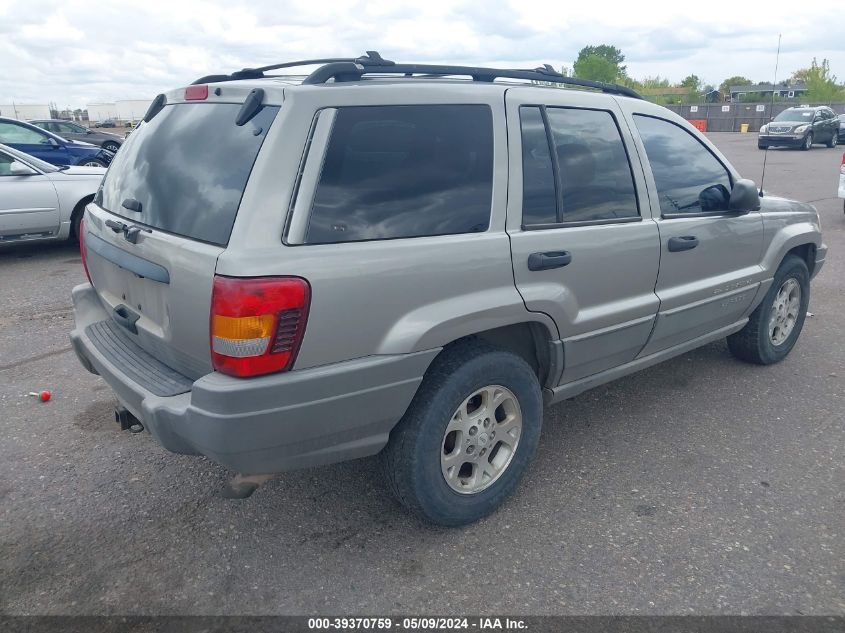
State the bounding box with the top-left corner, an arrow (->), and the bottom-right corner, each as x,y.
0,144 -> 105,245
70,53 -> 826,526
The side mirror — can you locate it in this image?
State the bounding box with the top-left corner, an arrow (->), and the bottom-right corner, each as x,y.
9,161 -> 36,176
47,137 -> 60,148
729,178 -> 761,212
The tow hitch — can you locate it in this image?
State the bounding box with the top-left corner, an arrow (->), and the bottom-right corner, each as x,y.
114,406 -> 144,433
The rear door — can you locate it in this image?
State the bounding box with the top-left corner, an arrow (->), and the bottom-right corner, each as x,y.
84,100 -> 280,378
622,109 -> 763,356
0,149 -> 60,238
505,88 -> 661,384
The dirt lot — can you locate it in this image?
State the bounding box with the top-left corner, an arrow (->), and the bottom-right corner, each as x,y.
1,133 -> 843,615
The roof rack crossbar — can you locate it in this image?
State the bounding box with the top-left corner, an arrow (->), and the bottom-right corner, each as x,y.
191,51 -> 393,85
192,51 -> 642,99
301,61 -> 642,98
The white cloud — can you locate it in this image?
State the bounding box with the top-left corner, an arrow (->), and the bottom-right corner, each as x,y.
0,0 -> 843,108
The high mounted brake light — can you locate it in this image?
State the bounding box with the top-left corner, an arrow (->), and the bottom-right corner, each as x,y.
185,85 -> 208,101
210,276 -> 310,378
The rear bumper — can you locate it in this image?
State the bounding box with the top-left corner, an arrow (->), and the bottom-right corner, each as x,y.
70,283 -> 438,474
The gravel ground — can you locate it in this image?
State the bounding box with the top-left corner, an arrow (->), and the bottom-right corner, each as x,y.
0,133 -> 843,616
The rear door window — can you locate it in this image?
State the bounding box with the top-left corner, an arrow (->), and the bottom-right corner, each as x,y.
304,105 -> 494,244
95,103 -> 279,246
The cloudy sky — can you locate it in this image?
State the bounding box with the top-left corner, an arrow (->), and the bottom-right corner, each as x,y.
1,0 -> 843,108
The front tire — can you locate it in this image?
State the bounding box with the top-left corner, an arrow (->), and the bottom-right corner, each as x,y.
78,159 -> 107,167
801,133 -> 813,151
827,133 -> 837,149
102,141 -> 120,153
758,142 -> 768,150
381,340 -> 542,526
727,255 -> 810,365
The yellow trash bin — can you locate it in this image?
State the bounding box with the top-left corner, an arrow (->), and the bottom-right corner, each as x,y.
740,123 -> 750,133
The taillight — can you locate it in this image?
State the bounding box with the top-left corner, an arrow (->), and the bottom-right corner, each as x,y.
79,217 -> 92,283
210,276 -> 310,378
840,152 -> 845,175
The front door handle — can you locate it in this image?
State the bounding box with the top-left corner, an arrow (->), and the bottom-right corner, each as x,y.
528,250 -> 572,271
668,236 -> 699,252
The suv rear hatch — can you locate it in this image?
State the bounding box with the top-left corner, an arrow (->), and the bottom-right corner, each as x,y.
84,100 -> 279,379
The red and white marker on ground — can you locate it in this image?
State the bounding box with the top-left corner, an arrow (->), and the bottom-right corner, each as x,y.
28,390 -> 51,402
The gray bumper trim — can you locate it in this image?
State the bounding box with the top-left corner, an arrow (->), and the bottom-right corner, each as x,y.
70,283 -> 440,474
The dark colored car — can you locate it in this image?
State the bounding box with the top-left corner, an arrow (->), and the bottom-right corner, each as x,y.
95,119 -> 117,128
0,117 -> 114,167
758,106 -> 839,150
30,120 -> 123,154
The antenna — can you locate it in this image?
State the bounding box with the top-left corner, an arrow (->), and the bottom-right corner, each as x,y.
759,33 -> 782,197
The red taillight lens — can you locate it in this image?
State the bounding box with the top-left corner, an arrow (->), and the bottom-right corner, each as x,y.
185,85 -> 208,101
79,217 -> 92,283
210,276 -> 310,378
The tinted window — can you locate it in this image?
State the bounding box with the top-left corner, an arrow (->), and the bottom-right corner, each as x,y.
0,122 -> 48,144
58,122 -> 84,133
519,106 -> 556,225
96,103 -> 279,246
0,151 -> 13,176
305,105 -> 493,244
634,115 -> 732,215
547,108 -> 638,222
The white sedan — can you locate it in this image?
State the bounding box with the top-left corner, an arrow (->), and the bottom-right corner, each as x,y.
0,143 -> 106,246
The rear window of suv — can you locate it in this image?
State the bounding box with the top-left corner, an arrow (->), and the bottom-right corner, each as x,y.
95,103 -> 279,246
303,104 -> 494,244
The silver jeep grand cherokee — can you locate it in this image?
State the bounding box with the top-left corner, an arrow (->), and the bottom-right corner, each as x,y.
70,53 -> 826,526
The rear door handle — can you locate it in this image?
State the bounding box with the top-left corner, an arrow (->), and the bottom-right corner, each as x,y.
667,236 -> 699,252
528,251 -> 572,271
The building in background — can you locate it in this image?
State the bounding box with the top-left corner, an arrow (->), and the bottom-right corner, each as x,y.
729,82 -> 808,103
87,99 -> 152,124
0,103 -> 51,120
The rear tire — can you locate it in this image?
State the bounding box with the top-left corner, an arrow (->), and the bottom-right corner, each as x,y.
380,340 -> 542,526
102,141 -> 120,153
758,143 -> 768,150
727,255 -> 809,365
827,133 -> 837,148
78,159 -> 107,167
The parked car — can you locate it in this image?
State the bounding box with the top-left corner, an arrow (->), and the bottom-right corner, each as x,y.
95,119 -> 117,128
758,106 -> 839,150
70,54 -> 826,526
0,144 -> 105,245
838,114 -> 845,143
30,119 -> 123,154
0,117 -> 114,168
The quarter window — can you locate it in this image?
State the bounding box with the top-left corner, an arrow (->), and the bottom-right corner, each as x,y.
305,105 -> 494,244
634,115 -> 732,215
519,106 -> 639,226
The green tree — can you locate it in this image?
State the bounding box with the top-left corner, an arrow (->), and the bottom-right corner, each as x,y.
803,58 -> 844,103
718,75 -> 753,95
680,74 -> 701,91
641,75 -> 670,89
573,44 -> 626,82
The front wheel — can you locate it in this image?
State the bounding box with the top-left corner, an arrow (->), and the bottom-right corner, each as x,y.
801,133 -> 813,151
102,141 -> 120,153
727,255 -> 810,365
381,340 -> 542,526
827,133 -> 838,149
78,159 -> 107,167
758,143 -> 768,150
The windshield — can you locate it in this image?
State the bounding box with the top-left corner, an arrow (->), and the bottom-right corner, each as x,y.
0,143 -> 59,172
95,103 -> 279,246
773,109 -> 814,123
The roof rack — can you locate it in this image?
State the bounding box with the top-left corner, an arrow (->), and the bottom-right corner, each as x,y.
193,52 -> 642,100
